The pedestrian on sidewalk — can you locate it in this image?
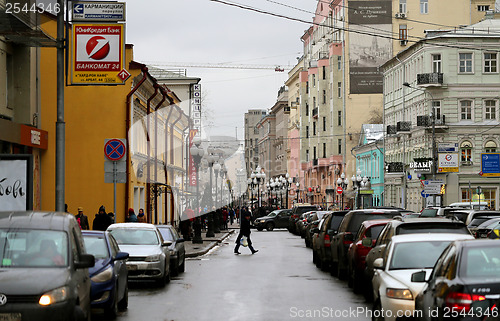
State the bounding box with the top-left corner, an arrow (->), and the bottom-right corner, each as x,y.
93,205 -> 113,231
234,208 -> 258,255
75,207 -> 90,230
126,208 -> 138,222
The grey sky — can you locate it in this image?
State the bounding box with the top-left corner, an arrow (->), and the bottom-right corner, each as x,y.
124,0 -> 314,139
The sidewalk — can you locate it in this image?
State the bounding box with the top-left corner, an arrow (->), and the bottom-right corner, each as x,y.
184,222 -> 239,257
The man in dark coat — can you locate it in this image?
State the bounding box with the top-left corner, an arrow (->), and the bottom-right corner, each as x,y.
93,205 -> 113,231
75,207 -> 90,230
234,208 -> 258,255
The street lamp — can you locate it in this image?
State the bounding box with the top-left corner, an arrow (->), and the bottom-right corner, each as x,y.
336,173 -> 349,210
205,148 -> 218,237
280,173 -> 293,209
189,138 -> 204,244
351,169 -> 370,209
213,161 -> 221,233
403,82 -> 437,206
295,182 -> 300,204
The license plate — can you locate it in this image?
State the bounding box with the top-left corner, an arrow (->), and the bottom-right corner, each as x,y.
0,313 -> 22,321
127,264 -> 137,270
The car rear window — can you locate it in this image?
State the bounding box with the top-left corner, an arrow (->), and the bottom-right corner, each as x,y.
365,225 -> 386,239
330,215 -> 345,231
420,209 -> 438,217
396,223 -> 470,235
469,217 -> 500,228
346,214 -> 399,233
296,207 -> 317,214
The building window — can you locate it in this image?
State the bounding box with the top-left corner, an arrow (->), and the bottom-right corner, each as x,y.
460,100 -> 472,120
420,0 -> 428,14
485,100 -> 497,120
323,117 -> 326,131
399,25 -> 407,40
313,97 -> 316,109
460,141 -> 472,163
305,103 -> 309,116
459,53 -> 473,73
337,56 -> 342,70
337,82 -> 342,98
338,139 -> 342,154
313,146 -> 317,160
322,90 -> 326,104
478,5 -> 490,11
323,143 -> 327,158
313,122 -> 316,136
433,101 -> 441,120
485,141 -> 497,153
306,150 -> 309,162
312,74 -> 316,87
432,54 -> 441,73
484,52 -> 498,73
338,111 -> 342,126
399,0 -> 406,13
322,66 -> 326,80
306,81 -> 309,94
306,126 -> 309,138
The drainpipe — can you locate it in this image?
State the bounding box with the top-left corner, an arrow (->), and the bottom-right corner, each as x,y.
126,67 -> 148,220
146,84 -> 159,223
170,108 -> 184,224
153,87 -> 167,224
164,102 -> 175,223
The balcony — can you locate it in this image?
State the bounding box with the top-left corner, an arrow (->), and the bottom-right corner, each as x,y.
386,162 -> 404,173
435,115 -> 446,126
312,107 -> 318,119
284,106 -> 291,114
417,72 -> 443,87
396,121 -> 411,132
417,115 -> 430,127
387,125 -> 397,135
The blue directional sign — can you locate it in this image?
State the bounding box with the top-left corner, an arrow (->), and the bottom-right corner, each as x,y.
72,2 -> 125,22
421,190 -> 430,198
481,153 -> 500,177
73,3 -> 83,14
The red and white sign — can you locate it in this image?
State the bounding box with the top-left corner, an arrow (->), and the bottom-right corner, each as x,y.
117,69 -> 131,81
189,129 -> 198,186
71,23 -> 125,84
336,186 -> 343,194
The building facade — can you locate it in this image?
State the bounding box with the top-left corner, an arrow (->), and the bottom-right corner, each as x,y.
244,109 -> 267,178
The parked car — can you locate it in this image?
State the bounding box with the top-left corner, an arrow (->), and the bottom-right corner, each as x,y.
254,209 -> 291,231
296,211 -> 316,238
288,204 -> 318,234
371,233 -> 474,321
155,225 -> 186,275
330,209 -> 403,280
468,216 -> 500,237
471,217 -> 500,238
448,201 -> 489,210
414,239 -> 500,321
420,207 -> 467,218
364,216 -> 471,301
347,219 -> 391,293
304,211 -> 331,248
107,223 -> 171,286
0,211 -> 95,321
312,211 -> 349,271
463,210 -> 500,225
82,230 -> 129,318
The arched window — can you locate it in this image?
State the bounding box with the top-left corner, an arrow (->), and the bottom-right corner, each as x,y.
485,141 -> 497,153
460,141 -> 473,163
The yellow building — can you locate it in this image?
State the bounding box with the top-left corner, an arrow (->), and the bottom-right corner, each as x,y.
39,14 -> 189,225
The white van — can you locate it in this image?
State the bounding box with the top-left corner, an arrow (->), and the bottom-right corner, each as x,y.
448,202 -> 489,210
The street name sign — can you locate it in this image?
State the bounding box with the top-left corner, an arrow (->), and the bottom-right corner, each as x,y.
422,179 -> 443,194
72,2 -> 126,22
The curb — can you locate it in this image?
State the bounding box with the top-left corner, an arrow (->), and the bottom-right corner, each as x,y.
185,230 -> 235,258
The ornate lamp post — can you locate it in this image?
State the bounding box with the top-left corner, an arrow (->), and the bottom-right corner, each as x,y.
205,148 -> 217,237
213,161 -> 221,233
351,169 -> 369,209
295,182 -> 300,204
280,173 -> 293,209
336,173 -> 349,210
189,138 -> 204,244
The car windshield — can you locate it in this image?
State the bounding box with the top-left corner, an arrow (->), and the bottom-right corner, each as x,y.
346,214 -> 399,233
420,209 -> 438,217
0,229 -> 68,268
389,240 -> 453,270
83,235 -> 109,260
471,217 -> 500,228
397,223 -> 470,235
267,212 -> 278,218
462,247 -> 500,279
365,225 -> 385,239
158,228 -> 174,242
109,228 -> 159,245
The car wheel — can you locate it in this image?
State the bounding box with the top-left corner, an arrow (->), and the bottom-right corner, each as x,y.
337,259 -> 347,280
117,284 -> 128,311
352,269 -> 362,294
313,251 -> 318,264
171,258 -> 179,277
347,265 -> 354,288
330,260 -> 338,276
266,223 -> 274,231
178,257 -> 185,273
105,287 -> 118,319
257,227 -> 263,231
372,300 -> 384,321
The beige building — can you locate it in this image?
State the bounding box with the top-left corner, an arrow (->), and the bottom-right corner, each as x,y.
244,109 -> 267,176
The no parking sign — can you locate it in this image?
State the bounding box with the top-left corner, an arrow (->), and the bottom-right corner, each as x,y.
104,139 -> 126,161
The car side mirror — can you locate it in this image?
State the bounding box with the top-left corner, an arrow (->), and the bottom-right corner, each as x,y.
411,270 -> 427,282
162,241 -> 172,247
75,254 -> 95,269
114,252 -> 129,261
177,238 -> 185,243
373,257 -> 384,269
362,237 -> 373,247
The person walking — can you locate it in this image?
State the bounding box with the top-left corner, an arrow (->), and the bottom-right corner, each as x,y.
126,208 -> 138,222
93,205 -> 113,231
137,208 -> 146,223
234,208 -> 258,255
75,207 -> 90,230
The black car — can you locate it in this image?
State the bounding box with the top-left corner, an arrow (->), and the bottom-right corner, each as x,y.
414,239 -> 500,321
305,211 -> 332,248
330,209 -> 403,280
288,204 -> 319,234
155,225 -> 186,276
312,211 -> 348,271
254,209 -> 291,231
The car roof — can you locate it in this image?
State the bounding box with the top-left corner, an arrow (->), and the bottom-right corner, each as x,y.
81,230 -> 105,236
395,217 -> 463,224
361,218 -> 392,227
108,223 -> 157,230
0,211 -> 74,230
154,224 -> 173,228
455,238 -> 500,248
389,233 -> 475,243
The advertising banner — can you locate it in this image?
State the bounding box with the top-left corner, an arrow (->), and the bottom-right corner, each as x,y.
438,153 -> 459,172
0,155 -> 33,210
481,153 -> 500,177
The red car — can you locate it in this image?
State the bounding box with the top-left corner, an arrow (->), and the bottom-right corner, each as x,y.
347,219 -> 391,293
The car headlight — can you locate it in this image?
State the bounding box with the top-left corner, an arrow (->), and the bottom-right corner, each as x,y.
39,286 -> 68,306
91,266 -> 113,283
386,288 -> 413,300
145,254 -> 161,262
259,220 -> 265,223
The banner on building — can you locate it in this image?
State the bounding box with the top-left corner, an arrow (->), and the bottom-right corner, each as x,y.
189,129 -> 198,186
0,155 -> 33,210
438,153 -> 459,172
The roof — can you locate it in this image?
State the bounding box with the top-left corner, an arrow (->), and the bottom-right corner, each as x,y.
0,211 -> 73,230
108,223 -> 157,230
390,233 -> 474,243
359,124 -> 384,145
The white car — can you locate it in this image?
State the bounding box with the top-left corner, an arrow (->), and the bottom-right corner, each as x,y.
371,233 -> 474,321
107,223 -> 172,286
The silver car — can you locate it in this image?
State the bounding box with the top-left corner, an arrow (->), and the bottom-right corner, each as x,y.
107,223 -> 171,286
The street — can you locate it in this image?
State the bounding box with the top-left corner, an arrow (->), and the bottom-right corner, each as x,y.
98,229 -> 371,321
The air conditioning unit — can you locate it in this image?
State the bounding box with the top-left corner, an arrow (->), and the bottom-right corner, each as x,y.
400,40 -> 408,46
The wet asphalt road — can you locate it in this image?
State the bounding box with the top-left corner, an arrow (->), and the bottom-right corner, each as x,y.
95,229 -> 372,321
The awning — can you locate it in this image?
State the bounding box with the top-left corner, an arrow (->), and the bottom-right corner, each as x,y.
0,6 -> 56,47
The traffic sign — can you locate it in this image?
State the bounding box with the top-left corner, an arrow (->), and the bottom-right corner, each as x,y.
72,2 -> 126,22
104,139 -> 126,161
117,69 -> 131,81
421,190 -> 430,198
336,186 -> 343,194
